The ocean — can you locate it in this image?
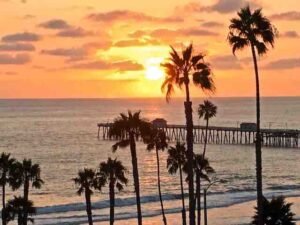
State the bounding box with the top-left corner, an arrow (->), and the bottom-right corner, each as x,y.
0,97 -> 299,224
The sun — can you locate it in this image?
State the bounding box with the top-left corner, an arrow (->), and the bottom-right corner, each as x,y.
145,58 -> 164,80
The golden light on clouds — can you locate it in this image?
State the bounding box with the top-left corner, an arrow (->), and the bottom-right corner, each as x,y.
0,0 -> 299,98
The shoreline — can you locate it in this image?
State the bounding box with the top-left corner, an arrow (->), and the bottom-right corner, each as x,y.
116,197 -> 300,225
34,193 -> 300,224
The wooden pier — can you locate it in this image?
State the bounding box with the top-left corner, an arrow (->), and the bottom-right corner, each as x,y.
97,123 -> 299,148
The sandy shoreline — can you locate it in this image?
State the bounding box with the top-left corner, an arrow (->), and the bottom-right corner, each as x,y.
115,197 -> 300,225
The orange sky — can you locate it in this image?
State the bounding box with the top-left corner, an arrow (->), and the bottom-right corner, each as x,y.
0,0 -> 299,98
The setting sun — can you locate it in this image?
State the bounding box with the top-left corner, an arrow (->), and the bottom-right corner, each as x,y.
145,58 -> 165,80
145,66 -> 164,80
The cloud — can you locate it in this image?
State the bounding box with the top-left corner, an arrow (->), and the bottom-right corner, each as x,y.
71,59 -> 144,71
0,71 -> 18,75
280,31 -> 299,38
56,27 -> 94,38
40,41 -> 111,62
113,38 -> 161,47
270,11 -> 300,20
129,28 -> 218,42
175,0 -> 260,15
150,28 -> 219,40
39,19 -> 71,29
210,0 -> 259,13
87,10 -> 183,24
41,48 -> 87,61
23,14 -> 35,19
0,43 -> 35,51
210,55 -> 243,70
263,58 -> 300,70
201,21 -> 224,28
0,53 -> 31,64
1,32 -> 41,42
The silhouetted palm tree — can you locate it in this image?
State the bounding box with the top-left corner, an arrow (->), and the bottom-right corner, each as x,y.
228,6 -> 277,225
10,159 -> 43,225
97,158 -> 128,225
73,168 -> 97,225
198,100 -> 217,157
0,153 -> 16,225
162,44 -> 215,225
167,142 -> 187,225
145,128 -> 168,225
109,111 -> 151,225
6,196 -> 36,225
193,154 -> 214,225
252,196 -> 296,225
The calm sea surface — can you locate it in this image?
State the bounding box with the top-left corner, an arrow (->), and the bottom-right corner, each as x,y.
0,97 -> 299,224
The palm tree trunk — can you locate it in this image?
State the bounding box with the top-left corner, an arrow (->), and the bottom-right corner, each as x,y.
196,172 -> 201,225
204,189 -> 207,225
184,82 -> 195,225
179,166 -> 187,225
2,185 -> 7,225
85,190 -> 93,225
251,43 -> 263,225
23,179 -> 29,225
203,119 -> 209,158
109,181 -> 115,225
18,211 -> 22,225
129,132 -> 143,225
156,148 -> 167,225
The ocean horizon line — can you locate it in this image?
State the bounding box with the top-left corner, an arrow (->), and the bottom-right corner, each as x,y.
0,95 -> 299,101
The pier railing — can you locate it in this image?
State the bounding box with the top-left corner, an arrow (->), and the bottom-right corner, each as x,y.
97,123 -> 299,148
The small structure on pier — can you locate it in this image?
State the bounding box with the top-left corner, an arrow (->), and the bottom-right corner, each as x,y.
240,122 -> 257,131
97,122 -> 299,149
152,118 -> 167,128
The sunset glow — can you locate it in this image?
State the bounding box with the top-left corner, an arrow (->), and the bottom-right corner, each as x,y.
0,0 -> 299,98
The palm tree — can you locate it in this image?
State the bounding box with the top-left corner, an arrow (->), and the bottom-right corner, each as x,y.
109,111 -> 151,225
198,100 -> 217,157
97,158 -> 128,225
145,128 -> 168,225
252,196 -> 296,225
193,154 -> 214,225
167,142 -> 187,225
9,159 -> 43,225
73,168 -> 97,225
0,153 -> 16,225
228,6 -> 277,224
5,196 -> 36,225
162,44 -> 215,225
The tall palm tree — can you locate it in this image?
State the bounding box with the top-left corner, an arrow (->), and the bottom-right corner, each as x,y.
198,100 -> 217,157
252,196 -> 296,225
167,142 -> 187,225
5,196 -> 36,225
73,168 -> 97,225
0,153 -> 16,225
228,6 -> 277,224
97,158 -> 128,225
10,159 -> 43,225
162,44 -> 215,225
109,111 -> 151,225
145,128 -> 168,225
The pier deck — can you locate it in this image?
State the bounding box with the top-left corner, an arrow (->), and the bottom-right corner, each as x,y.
97,123 -> 299,148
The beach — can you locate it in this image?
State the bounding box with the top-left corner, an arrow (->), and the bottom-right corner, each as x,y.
120,197 -> 300,225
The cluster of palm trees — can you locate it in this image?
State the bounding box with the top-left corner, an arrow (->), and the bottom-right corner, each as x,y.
0,153 -> 43,225
160,5 -> 278,225
77,101 -> 217,225
76,6 -> 280,225
73,157 -> 128,225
